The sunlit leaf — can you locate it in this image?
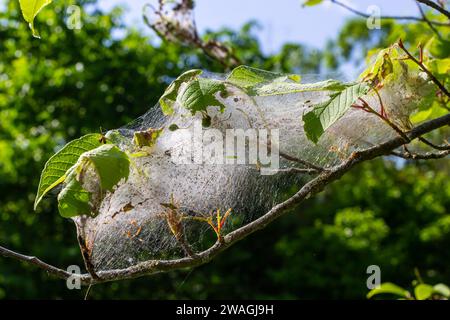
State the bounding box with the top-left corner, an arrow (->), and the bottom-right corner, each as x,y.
426,36 -> 450,59
81,144 -> 130,191
302,0 -> 324,7
253,79 -> 349,96
177,77 -> 227,115
226,65 -> 299,89
433,283 -> 450,298
414,284 -> 433,300
159,69 -> 202,115
18,0 -> 53,38
359,47 -> 394,83
227,66 -> 351,97
367,282 -> 410,299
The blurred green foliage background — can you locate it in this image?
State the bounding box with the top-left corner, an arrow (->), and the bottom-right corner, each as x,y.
0,0 -> 448,299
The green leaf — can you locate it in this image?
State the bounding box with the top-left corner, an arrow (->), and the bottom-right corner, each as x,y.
57,168 -> 91,218
253,79 -> 350,96
426,37 -> 450,59
57,144 -> 130,218
367,282 -> 410,299
302,82 -> 370,143
302,0 -> 324,6
414,284 -> 434,300
81,144 -> 130,191
177,78 -> 227,115
19,0 -> 52,38
433,284 -> 450,298
226,65 -> 299,89
226,65 -> 309,96
426,58 -> 450,75
411,103 -> 447,124
34,134 -> 103,210
159,69 -> 202,115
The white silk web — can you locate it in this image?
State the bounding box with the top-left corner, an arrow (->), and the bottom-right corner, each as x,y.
72,68 -> 431,272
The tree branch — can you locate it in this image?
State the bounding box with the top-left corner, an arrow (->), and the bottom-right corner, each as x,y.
143,1 -> 241,69
1,112 -> 449,285
279,151 -> 325,172
275,167 -> 321,175
330,0 -> 450,26
418,136 -> 450,150
417,0 -> 450,20
398,39 -> 450,99
0,245 -> 72,280
391,149 -> 450,159
416,1 -> 443,39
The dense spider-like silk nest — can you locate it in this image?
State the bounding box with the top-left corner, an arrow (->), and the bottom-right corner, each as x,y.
73,69 -> 431,272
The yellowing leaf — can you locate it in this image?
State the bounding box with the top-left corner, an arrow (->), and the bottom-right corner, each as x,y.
19,0 -> 53,38
359,47 -> 394,83
302,0 -> 324,6
133,128 -> 163,148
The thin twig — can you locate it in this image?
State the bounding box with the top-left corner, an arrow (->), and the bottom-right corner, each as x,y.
418,136 -> 450,150
330,0 -> 450,26
142,1 -> 241,69
279,151 -> 325,172
391,149 -> 450,159
84,284 -> 93,300
398,39 -> 450,98
355,97 -> 410,143
0,245 -> 72,280
275,167 -> 321,174
416,1 -> 443,39
417,0 -> 450,20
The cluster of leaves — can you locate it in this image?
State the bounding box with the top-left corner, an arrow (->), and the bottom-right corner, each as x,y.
35,124 -> 170,217
33,60 -> 371,218
34,134 -> 130,217
159,64 -> 368,143
18,0 -> 53,38
368,280 -> 449,300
